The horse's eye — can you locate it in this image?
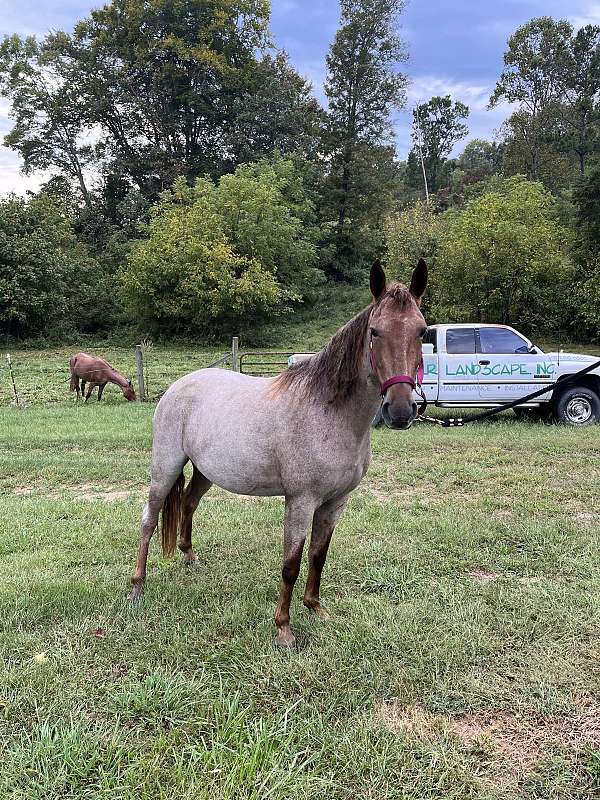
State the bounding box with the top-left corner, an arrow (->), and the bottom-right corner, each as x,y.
370,328 -> 379,338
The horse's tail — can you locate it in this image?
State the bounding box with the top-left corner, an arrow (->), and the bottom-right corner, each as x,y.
160,472 -> 185,557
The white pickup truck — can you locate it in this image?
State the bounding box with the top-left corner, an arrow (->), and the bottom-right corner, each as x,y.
290,323 -> 600,426
418,324 -> 600,425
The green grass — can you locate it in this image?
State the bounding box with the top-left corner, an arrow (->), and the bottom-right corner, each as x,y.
1,350 -> 600,798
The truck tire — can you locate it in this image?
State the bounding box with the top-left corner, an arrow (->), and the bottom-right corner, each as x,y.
553,386 -> 600,426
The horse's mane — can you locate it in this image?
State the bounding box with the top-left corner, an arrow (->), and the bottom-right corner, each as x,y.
272,283 -> 413,407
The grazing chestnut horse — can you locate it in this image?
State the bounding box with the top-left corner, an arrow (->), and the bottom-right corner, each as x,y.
128,260 -> 427,647
70,352 -> 136,402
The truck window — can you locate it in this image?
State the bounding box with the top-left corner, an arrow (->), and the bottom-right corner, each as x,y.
446,328 -> 476,354
422,327 -> 437,352
479,327 -> 529,354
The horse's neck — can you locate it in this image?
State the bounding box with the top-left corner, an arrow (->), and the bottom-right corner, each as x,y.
107,369 -> 128,389
337,343 -> 381,440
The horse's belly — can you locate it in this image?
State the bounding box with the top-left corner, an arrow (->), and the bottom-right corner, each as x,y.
186,434 -> 284,496
197,462 -> 284,496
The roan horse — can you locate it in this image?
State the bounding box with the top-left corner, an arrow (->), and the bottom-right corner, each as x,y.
70,352 -> 136,402
128,259 -> 428,646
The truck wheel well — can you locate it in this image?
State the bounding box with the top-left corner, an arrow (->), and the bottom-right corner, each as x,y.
552,373 -> 600,402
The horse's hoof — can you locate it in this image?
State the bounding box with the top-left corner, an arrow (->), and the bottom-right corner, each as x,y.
313,605 -> 330,621
274,629 -> 296,649
127,583 -> 143,604
182,552 -> 198,567
304,600 -> 330,620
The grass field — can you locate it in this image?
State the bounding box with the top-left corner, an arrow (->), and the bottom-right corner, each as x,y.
1,327 -> 599,798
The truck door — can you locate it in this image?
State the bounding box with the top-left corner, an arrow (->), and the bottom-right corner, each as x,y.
476,327 -> 541,401
421,327 -> 439,401
439,327 -> 480,404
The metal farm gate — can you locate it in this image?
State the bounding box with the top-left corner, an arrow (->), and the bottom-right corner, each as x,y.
238,351 -> 294,377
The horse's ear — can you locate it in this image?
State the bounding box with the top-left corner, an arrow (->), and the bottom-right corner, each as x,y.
409,258 -> 428,305
370,259 -> 386,303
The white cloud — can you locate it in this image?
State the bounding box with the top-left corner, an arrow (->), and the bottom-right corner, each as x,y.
406,75 -> 492,112
570,2 -> 600,28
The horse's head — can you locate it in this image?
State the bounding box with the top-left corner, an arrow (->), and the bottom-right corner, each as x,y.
368,258 -> 428,430
124,380 -> 137,402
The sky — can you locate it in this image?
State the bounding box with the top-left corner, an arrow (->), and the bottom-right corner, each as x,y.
1,0 -> 600,195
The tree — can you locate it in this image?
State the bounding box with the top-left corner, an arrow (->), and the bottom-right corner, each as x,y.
0,194 -> 99,336
36,0 -> 270,197
490,17 -> 573,179
321,0 -> 408,279
0,35 -> 96,205
437,176 -> 573,334
227,53 -> 325,167
556,25 -> 600,175
409,95 -> 469,194
384,201 -> 446,317
120,156 -> 322,333
566,163 -> 600,338
457,139 -> 499,177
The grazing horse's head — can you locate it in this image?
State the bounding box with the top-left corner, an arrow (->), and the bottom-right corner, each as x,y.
123,380 -> 137,402
368,259 -> 428,430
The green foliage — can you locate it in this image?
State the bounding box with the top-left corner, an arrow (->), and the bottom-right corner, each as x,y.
213,157 -> 324,296
120,177 -> 280,334
0,194 -> 101,336
384,201 -> 445,278
436,177 -> 574,333
0,34 -> 95,205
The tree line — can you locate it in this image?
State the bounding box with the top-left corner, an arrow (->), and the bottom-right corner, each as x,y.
0,2 -> 599,342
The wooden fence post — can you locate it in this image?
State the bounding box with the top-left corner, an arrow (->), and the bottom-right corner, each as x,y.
135,345 -> 146,401
232,336 -> 239,372
6,353 -> 20,407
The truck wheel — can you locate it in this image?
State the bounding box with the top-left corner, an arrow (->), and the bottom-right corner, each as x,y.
553,386 -> 600,426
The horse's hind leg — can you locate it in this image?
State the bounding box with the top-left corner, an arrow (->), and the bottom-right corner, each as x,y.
128,465 -> 186,602
178,465 -> 212,565
303,493 -> 349,620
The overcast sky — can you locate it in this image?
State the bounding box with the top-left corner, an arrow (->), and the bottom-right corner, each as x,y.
1,0 -> 599,195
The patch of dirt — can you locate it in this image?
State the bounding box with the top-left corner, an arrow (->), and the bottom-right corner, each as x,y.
374,700 -> 600,795
574,511 -> 600,523
468,568 -> 502,584
13,485 -> 34,495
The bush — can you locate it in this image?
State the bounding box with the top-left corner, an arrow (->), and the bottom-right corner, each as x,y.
120,157 -> 324,334
120,178 -> 281,334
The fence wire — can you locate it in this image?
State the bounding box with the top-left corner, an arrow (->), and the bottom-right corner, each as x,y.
0,344 -> 296,407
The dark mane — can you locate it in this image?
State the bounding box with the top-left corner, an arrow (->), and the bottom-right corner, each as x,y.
273,282 -> 413,406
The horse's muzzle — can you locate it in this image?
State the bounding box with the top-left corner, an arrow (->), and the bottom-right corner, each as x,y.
381,400 -> 418,430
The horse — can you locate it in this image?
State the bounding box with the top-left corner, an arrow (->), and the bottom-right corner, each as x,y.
69,352 -> 136,402
128,259 -> 428,647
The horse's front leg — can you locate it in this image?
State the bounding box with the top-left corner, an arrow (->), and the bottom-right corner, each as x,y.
275,496 -> 316,648
84,382 -> 96,402
97,382 -> 107,401
303,493 -> 350,620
